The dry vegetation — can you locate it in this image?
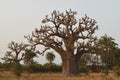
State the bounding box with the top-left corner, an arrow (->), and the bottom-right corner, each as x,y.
0,71 -> 119,80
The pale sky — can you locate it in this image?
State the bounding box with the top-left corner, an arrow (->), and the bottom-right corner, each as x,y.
0,0 -> 120,64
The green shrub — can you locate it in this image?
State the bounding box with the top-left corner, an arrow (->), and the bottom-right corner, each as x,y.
25,62 -> 62,73
0,63 -> 13,71
27,62 -> 44,73
102,64 -> 109,76
43,63 -> 62,72
12,63 -> 22,77
79,65 -> 89,74
113,66 -> 120,77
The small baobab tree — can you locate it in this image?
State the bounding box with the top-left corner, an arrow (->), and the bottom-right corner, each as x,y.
25,10 -> 98,76
2,41 -> 28,76
2,41 -> 28,64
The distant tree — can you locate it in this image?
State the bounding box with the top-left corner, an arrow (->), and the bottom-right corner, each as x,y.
96,34 -> 117,67
25,10 -> 98,76
80,53 -> 101,72
2,41 -> 28,64
2,41 -> 28,76
24,50 -> 36,66
115,48 -> 120,66
46,52 -> 55,64
96,34 -> 118,75
80,53 -> 91,66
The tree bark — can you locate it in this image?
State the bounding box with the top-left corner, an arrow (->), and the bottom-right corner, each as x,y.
61,55 -> 80,76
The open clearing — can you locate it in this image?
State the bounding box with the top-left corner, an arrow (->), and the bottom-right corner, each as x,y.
0,71 -> 119,80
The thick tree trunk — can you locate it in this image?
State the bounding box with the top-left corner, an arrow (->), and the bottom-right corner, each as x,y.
61,55 -> 80,76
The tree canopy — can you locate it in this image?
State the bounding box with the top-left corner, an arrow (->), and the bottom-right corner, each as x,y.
2,41 -> 28,64
25,10 -> 98,76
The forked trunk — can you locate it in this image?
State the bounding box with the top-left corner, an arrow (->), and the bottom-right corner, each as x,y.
61,55 -> 80,76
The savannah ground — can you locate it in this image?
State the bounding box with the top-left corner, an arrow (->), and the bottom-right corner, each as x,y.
0,71 -> 119,80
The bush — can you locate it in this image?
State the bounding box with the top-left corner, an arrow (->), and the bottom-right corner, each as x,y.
113,66 -> 120,77
0,63 -> 13,71
12,63 -> 22,77
79,65 -> 89,74
88,65 -> 101,72
27,62 -> 44,73
43,63 -> 62,72
102,64 -> 109,76
24,62 -> 62,73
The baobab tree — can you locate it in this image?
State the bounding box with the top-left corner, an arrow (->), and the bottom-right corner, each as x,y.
25,10 -> 98,76
2,41 -> 28,64
2,41 -> 29,76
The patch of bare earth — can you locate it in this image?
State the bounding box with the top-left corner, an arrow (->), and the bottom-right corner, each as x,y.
0,71 -> 119,80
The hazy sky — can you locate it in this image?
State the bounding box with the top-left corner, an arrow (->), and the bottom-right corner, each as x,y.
0,0 -> 120,64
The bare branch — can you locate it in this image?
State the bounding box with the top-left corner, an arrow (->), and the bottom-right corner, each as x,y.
25,10 -> 98,58
2,41 -> 29,63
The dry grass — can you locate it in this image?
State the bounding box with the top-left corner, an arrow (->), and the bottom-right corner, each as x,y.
0,71 -> 119,80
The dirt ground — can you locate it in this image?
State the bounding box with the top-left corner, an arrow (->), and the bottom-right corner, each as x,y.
0,71 -> 119,80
